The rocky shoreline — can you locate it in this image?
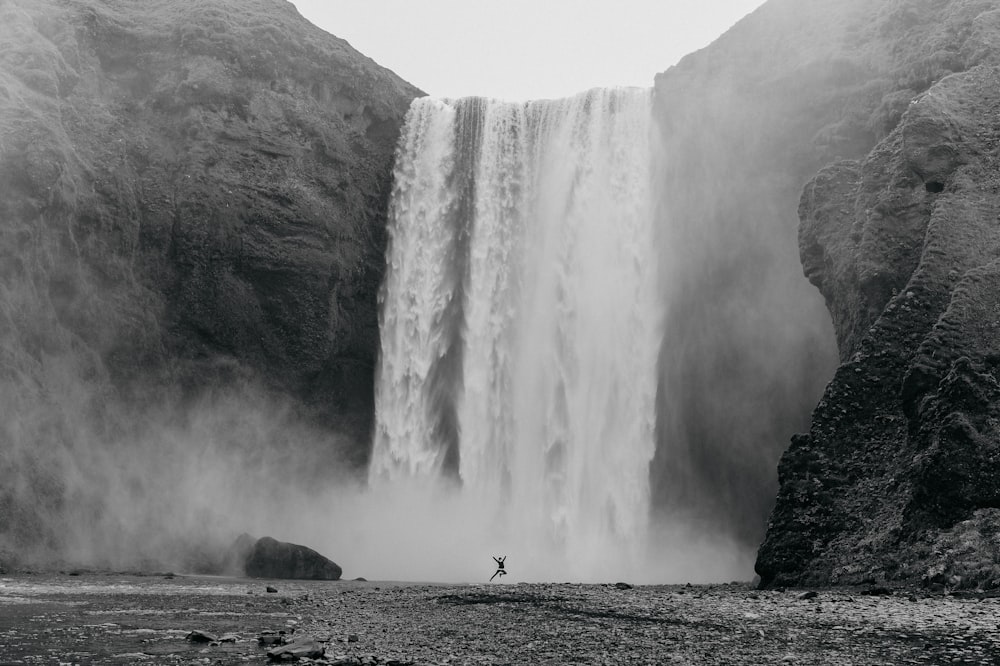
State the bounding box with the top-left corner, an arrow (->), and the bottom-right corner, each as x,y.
1,573 -> 997,665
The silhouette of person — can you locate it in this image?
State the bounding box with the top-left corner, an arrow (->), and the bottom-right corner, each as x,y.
490,555 -> 507,582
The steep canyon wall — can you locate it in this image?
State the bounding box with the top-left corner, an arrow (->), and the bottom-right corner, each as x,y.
654,0 -> 1000,582
755,0 -> 1000,587
0,0 -> 418,569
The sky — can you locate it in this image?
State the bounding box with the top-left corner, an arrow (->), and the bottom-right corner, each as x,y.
289,1 -> 768,101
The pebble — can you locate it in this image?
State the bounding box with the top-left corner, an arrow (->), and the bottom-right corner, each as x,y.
5,576 -> 1000,664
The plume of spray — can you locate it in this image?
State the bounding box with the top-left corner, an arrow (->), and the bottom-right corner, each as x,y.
648,52 -> 839,562
0,352 -> 364,572
366,64 -> 840,582
0,224 -> 367,572
366,88 -> 763,584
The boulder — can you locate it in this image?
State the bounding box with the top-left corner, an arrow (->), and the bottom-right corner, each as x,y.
266,636 -> 324,661
242,536 -> 342,581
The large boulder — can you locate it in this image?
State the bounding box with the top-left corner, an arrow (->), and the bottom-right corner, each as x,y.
243,536 -> 342,581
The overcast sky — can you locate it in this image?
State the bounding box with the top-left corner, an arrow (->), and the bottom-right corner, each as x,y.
289,1 -> 768,100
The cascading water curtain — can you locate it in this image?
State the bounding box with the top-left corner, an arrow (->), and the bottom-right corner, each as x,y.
373,88 -> 661,580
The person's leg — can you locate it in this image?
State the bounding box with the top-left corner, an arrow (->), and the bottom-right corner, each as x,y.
490,571 -> 499,581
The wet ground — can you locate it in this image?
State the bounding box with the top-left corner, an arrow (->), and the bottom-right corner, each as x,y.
1,573 -> 998,664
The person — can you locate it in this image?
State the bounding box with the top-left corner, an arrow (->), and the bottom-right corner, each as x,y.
490,555 -> 507,582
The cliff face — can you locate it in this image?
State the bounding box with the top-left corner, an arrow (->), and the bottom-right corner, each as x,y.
751,1 -> 1000,587
652,0 -> 1000,577
0,0 -> 419,567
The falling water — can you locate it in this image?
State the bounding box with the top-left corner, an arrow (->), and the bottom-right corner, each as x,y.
372,89 -> 661,580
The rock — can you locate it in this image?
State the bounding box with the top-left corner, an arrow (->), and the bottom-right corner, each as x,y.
267,586 -> 278,593
796,591 -> 818,600
258,632 -> 284,647
757,26 -> 1000,586
614,582 -> 633,590
219,634 -> 238,643
347,634 -> 359,643
245,537 -> 342,581
0,0 -> 419,568
354,577 -> 368,582
266,636 -> 324,661
186,630 -> 219,643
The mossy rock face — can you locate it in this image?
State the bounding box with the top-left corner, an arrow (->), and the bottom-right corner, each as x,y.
0,0 -> 419,566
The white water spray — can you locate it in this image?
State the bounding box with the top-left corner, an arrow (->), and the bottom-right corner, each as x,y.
372,89 -> 661,581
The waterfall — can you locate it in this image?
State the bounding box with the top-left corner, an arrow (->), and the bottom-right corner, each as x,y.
372,88 -> 661,580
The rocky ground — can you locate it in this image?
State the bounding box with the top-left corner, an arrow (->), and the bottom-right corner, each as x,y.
1,574 -> 998,665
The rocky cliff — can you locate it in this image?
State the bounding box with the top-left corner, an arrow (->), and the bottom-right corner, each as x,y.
735,0 -> 1000,587
652,0 -> 1000,581
0,0 -> 419,568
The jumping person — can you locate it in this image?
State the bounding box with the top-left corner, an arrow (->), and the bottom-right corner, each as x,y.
490,555 -> 507,582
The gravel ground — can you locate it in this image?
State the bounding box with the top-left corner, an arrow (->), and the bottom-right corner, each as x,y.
1,573 -> 998,665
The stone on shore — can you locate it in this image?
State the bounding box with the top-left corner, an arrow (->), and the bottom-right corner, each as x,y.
266,636 -> 325,661
244,536 -> 342,581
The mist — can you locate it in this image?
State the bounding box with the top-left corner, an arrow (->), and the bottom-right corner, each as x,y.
0,355 -> 350,571
0,344 -> 755,583
363,80 -> 836,584
637,0 -> 886,566
0,0 -> 850,585
0,80 -> 837,586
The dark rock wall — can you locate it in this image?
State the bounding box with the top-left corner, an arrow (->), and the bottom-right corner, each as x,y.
751,1 -> 1000,587
652,0 -> 1000,576
0,0 -> 419,567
